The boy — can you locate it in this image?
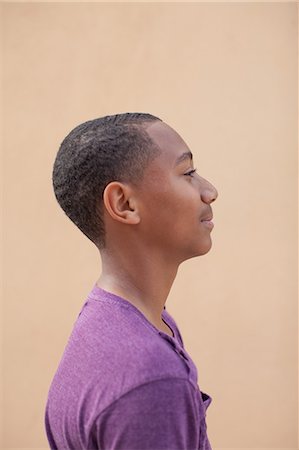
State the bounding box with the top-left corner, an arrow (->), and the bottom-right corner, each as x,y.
45,112 -> 218,449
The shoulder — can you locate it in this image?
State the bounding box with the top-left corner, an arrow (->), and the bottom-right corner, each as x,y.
48,297 -> 190,408
79,297 -> 190,381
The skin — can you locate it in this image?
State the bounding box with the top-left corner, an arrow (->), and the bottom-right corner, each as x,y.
96,120 -> 218,336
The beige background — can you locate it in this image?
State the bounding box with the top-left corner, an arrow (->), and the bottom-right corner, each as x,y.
1,2 -> 298,449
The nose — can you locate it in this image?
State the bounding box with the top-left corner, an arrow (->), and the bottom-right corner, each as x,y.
200,178 -> 218,204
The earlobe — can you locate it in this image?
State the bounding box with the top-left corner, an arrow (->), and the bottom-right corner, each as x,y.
103,182 -> 140,225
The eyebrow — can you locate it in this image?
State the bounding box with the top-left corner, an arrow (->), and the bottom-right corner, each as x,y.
174,151 -> 193,167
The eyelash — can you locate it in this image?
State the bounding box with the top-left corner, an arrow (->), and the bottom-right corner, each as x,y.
184,168 -> 197,177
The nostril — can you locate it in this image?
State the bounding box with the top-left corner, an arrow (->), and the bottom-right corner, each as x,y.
201,189 -> 217,204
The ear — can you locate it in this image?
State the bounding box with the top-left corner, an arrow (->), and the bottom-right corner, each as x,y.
102,181 -> 140,225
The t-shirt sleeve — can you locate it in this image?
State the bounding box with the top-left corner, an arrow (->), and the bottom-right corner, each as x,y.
91,378 -> 200,450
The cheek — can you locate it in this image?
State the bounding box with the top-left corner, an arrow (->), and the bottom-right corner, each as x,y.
138,189 -> 178,237
138,175 -> 200,227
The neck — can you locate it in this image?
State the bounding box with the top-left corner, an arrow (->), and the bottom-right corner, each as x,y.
96,245 -> 179,331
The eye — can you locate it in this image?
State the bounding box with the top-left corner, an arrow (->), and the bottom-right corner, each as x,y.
184,168 -> 197,178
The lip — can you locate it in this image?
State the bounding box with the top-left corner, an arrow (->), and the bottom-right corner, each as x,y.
201,220 -> 214,230
201,216 -> 214,230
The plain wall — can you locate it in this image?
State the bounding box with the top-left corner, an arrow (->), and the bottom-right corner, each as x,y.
2,2 -> 298,449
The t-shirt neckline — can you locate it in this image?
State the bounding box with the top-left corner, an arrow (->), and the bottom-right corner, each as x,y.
88,283 -> 176,340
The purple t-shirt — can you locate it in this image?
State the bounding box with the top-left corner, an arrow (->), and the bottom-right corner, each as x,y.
45,284 -> 212,449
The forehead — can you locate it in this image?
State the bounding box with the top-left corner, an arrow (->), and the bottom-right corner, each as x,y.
145,121 -> 190,166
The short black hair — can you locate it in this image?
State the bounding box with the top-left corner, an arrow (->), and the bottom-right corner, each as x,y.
52,112 -> 162,249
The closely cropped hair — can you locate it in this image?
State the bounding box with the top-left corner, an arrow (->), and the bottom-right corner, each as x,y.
52,112 -> 162,249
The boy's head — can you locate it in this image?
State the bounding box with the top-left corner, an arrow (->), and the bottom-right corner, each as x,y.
52,113 -> 162,249
53,112 -> 218,260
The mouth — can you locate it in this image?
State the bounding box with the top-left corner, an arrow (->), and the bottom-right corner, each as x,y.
201,216 -> 213,222
201,216 -> 214,230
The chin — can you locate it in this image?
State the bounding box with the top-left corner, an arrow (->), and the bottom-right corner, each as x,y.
195,236 -> 213,256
